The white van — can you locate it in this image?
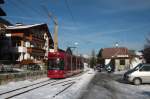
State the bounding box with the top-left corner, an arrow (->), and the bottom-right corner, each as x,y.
123,64 -> 150,85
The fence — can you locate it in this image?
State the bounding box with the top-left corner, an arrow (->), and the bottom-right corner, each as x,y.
0,70 -> 47,85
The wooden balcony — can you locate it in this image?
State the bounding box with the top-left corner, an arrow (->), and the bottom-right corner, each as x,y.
25,34 -> 45,43
11,33 -> 24,38
27,47 -> 45,56
32,35 -> 45,42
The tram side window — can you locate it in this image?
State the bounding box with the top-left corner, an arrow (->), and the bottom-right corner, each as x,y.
60,59 -> 64,69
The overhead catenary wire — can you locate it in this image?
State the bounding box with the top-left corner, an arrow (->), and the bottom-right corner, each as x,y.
19,0 -> 44,17
8,0 -> 28,16
64,0 -> 77,27
8,0 -> 77,27
7,0 -> 47,23
64,0 -> 82,49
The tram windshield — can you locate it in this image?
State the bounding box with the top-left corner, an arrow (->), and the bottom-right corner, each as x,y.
48,58 -> 64,70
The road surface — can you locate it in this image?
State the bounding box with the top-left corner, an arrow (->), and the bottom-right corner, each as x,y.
79,72 -> 150,99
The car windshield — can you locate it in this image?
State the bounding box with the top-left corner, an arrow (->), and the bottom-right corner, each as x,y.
133,63 -> 143,70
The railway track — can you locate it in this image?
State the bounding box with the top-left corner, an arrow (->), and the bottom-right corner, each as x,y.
0,78 -> 79,99
0,79 -> 52,96
0,71 -> 85,99
53,81 -> 76,98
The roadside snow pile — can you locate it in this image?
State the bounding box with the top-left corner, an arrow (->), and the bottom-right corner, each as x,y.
107,80 -> 150,99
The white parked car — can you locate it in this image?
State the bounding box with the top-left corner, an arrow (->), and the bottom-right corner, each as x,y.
123,63 -> 150,85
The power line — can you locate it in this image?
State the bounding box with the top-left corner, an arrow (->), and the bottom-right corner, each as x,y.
64,0 -> 77,26
19,0 -> 44,17
8,0 -> 47,22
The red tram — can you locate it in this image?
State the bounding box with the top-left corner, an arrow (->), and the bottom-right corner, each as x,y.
47,50 -> 84,78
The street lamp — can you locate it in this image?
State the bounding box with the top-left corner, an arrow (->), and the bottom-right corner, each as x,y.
74,42 -> 79,56
74,42 -> 79,73
74,42 -> 78,46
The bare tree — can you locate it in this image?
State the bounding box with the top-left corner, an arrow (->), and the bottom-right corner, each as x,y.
89,49 -> 97,68
143,38 -> 150,63
97,48 -> 104,65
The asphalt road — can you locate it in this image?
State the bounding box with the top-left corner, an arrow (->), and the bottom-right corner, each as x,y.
79,72 -> 124,99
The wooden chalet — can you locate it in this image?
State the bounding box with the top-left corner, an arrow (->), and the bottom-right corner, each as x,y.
3,23 -> 54,65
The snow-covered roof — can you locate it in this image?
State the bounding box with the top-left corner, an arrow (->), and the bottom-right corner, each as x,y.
6,23 -> 46,29
135,51 -> 143,56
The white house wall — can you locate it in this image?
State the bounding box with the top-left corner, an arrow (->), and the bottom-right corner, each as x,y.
125,59 -> 130,69
24,53 -> 30,60
115,59 -> 120,71
115,59 -> 130,71
18,46 -> 27,53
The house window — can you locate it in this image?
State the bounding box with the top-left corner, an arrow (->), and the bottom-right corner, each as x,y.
120,59 -> 125,65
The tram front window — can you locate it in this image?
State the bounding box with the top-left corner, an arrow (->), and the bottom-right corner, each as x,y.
48,58 -> 64,70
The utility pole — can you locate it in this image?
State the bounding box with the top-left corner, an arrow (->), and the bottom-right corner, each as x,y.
42,6 -> 58,52
53,17 -> 58,52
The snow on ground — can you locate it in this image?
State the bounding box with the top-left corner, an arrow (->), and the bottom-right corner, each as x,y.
94,71 -> 150,99
0,78 -> 49,94
0,69 -> 150,99
113,70 -> 127,75
107,80 -> 150,99
0,69 -> 96,99
113,70 -> 150,99
54,69 -> 96,99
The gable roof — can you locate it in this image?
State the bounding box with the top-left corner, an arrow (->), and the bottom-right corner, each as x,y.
101,47 -> 130,59
0,8 -> 6,16
0,18 -> 12,25
6,23 -> 54,47
6,23 -> 46,30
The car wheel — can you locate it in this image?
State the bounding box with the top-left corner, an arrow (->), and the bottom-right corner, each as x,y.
133,78 -> 141,85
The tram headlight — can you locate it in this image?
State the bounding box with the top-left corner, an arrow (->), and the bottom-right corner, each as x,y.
56,58 -> 60,64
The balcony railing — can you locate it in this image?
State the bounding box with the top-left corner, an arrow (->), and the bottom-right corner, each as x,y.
11,46 -> 27,53
25,34 -> 45,43
27,47 -> 45,55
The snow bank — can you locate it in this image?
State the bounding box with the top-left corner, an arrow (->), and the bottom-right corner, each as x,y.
107,80 -> 150,99
0,69 -> 96,99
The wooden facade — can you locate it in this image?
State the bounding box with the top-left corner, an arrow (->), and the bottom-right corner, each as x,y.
4,23 -> 53,65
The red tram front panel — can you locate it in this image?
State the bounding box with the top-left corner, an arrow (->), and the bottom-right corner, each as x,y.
47,51 -> 66,78
47,70 -> 65,78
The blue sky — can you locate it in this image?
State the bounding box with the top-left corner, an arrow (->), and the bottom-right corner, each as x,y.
1,0 -> 150,55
